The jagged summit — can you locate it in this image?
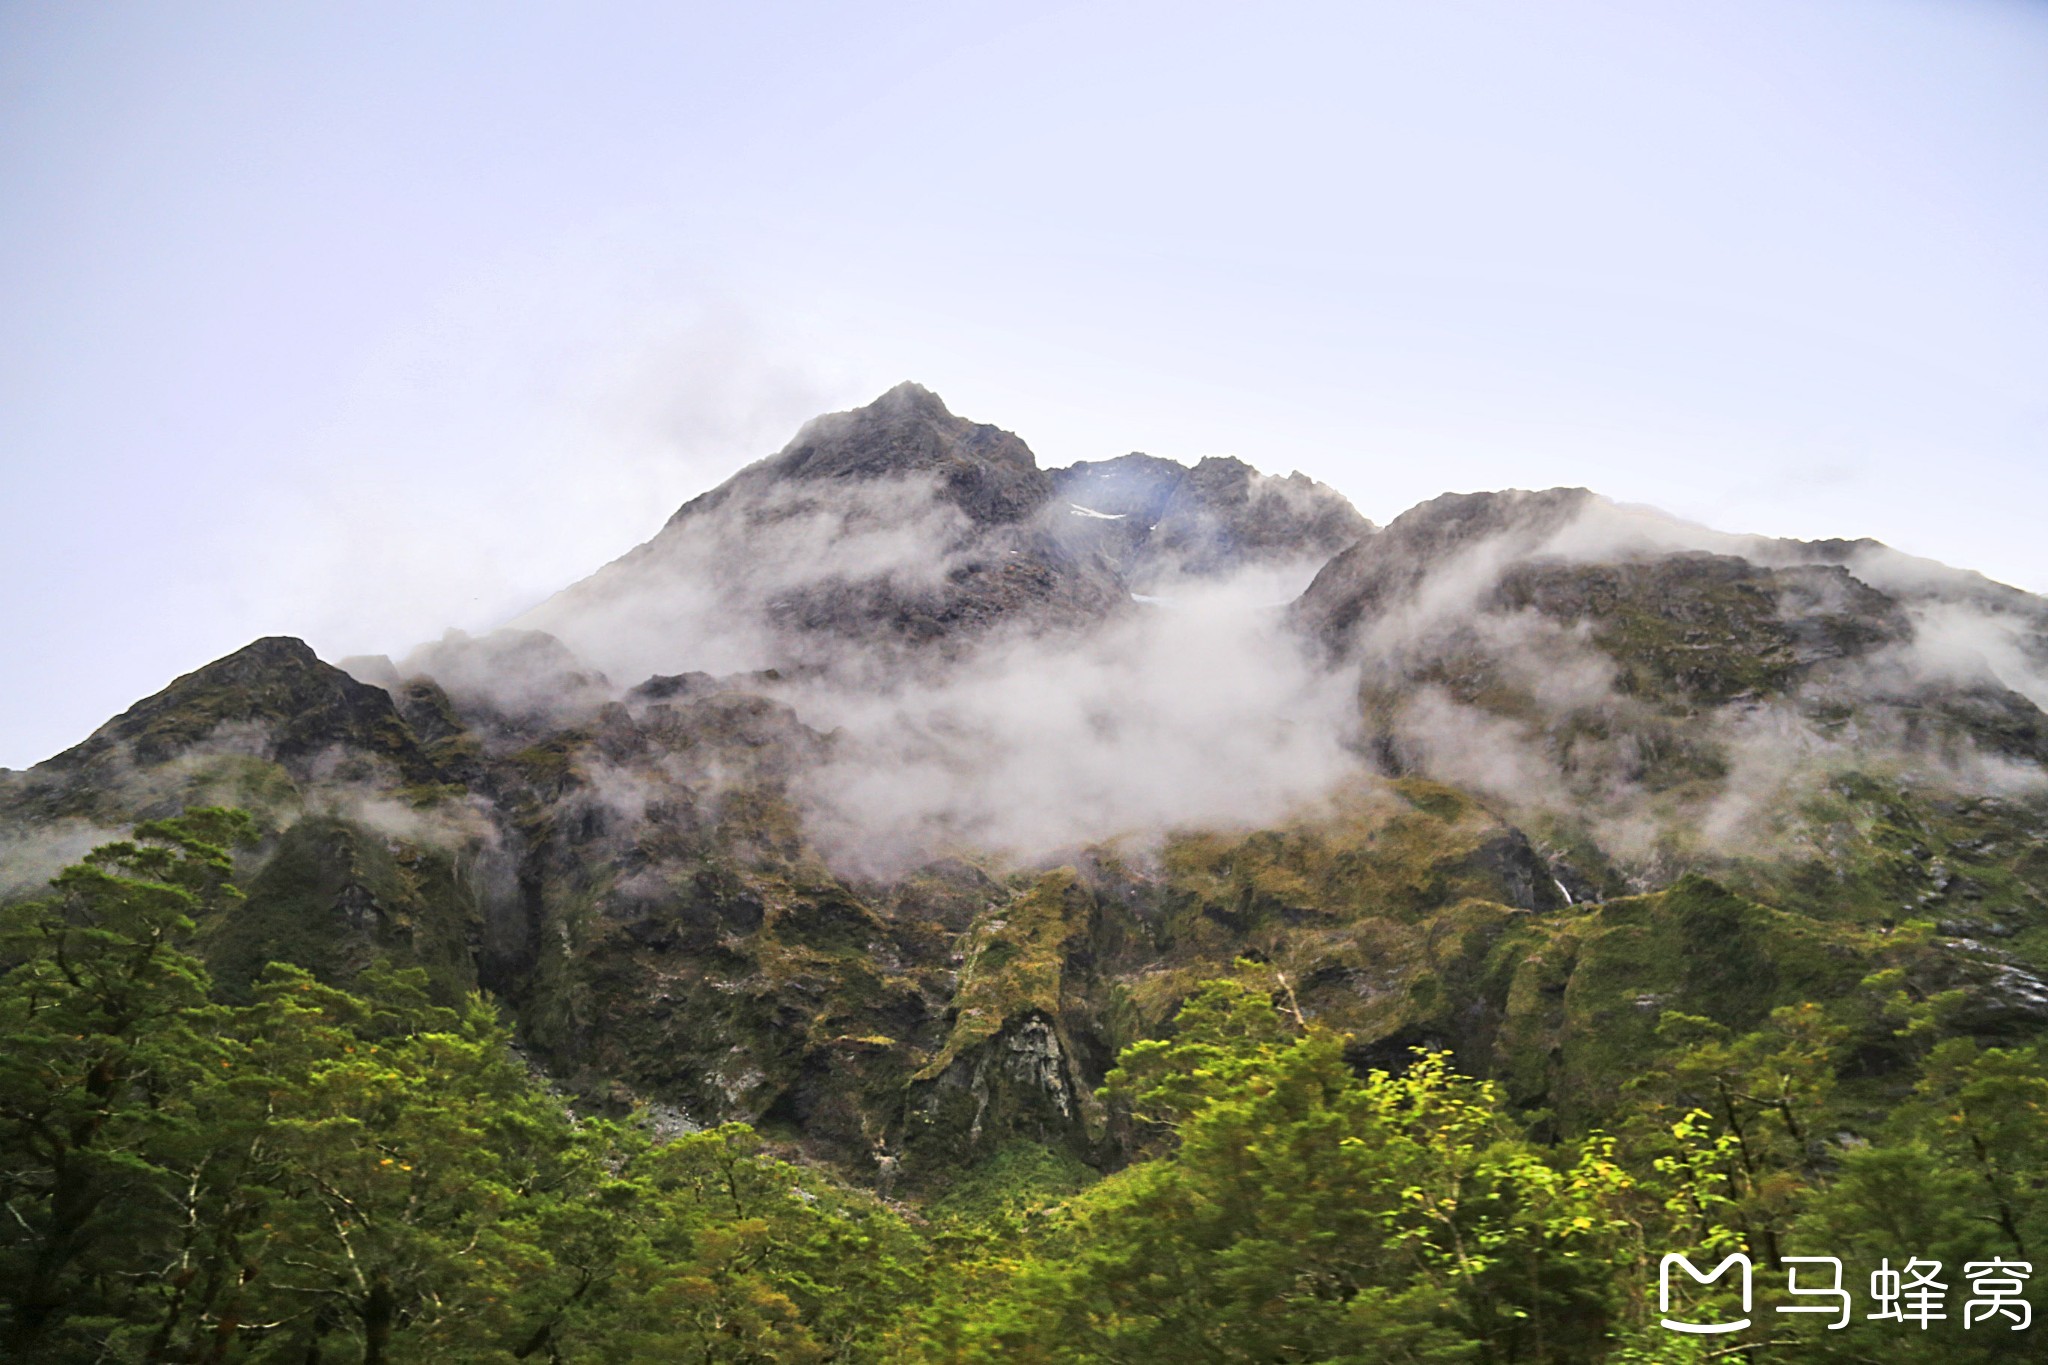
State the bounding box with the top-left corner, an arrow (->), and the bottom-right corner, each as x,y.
669,381 -> 1050,530
517,384 -> 1372,677
1294,487 -> 1594,652
2,635 -> 442,824
1052,452 -> 1371,590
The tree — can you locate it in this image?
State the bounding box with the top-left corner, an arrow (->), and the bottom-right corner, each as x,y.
0,808 -> 253,1358
1620,1004 -> 1846,1271
575,1124 -> 922,1364
968,983 -> 1643,1363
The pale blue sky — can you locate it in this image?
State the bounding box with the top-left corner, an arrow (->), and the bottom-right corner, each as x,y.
3,0 -> 2045,768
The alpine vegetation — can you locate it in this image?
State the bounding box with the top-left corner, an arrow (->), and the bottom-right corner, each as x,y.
5,385 -> 2048,1362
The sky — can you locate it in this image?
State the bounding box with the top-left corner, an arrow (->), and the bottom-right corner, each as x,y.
2,0 -> 2044,770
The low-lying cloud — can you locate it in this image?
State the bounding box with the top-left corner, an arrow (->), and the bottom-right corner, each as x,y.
790,573 -> 1360,875
309,475 -> 2048,890
519,473 -> 976,684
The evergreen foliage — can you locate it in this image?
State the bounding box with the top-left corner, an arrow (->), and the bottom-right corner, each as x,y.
4,813 -> 2045,1361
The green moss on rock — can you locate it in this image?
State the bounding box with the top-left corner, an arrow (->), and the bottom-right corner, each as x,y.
201,814 -> 481,1005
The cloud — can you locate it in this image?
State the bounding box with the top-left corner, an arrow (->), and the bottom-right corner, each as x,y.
370,472 -> 2048,890
83,414 -> 2042,907
787,570 -> 1361,875
517,472 -> 978,685
1311,491 -> 2048,877
1876,603 -> 2048,712
0,818 -> 130,901
226,279 -> 855,675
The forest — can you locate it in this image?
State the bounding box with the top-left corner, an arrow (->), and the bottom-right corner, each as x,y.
3,809 -> 2042,1363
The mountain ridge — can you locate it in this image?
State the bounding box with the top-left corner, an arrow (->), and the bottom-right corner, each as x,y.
6,383 -> 2048,1197
513,384 -> 1370,679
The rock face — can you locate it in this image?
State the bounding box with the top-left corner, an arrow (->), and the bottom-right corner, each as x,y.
1292,487 -> 1594,655
704,380 -> 1053,528
1490,555 -> 1910,703
516,385 -> 1371,682
8,384 -> 2048,1193
1052,452 -> 1370,591
3,637 -> 446,822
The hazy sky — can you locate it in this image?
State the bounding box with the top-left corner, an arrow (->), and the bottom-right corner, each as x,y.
3,0 -> 2044,769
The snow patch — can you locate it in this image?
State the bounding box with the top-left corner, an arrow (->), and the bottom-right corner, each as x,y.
1068,504 -> 1126,521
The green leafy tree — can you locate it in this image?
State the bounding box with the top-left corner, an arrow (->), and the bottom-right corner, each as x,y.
1622,1004 -> 1846,1270
180,963 -> 609,1363
0,808 -> 253,1358
1099,977 -> 1297,1136
1910,1039 -> 2048,1261
575,1123 -> 923,1364
965,984 -> 1646,1362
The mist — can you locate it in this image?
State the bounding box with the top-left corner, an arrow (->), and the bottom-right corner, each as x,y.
1337,492 -> 2048,879
787,573 -> 1361,876
311,444 -> 2048,896
517,472 -> 978,684
501,463 -> 1367,874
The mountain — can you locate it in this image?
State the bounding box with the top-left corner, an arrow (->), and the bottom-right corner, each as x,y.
1051,449 -> 1371,591
6,384 -> 2048,1195
512,382 -> 1367,682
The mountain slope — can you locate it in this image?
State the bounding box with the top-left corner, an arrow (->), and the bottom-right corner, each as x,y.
515,383 -> 1367,683
6,385 -> 2048,1197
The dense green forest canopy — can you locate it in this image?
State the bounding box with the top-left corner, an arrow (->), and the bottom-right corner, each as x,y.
2,812 -> 2044,1362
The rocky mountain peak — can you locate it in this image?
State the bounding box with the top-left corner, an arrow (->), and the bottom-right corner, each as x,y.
675,381 -> 1051,529
45,635 -> 394,769
1292,487 -> 1592,652
4,635 -> 442,825
521,388 -> 1374,675
1051,450 -> 1370,592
